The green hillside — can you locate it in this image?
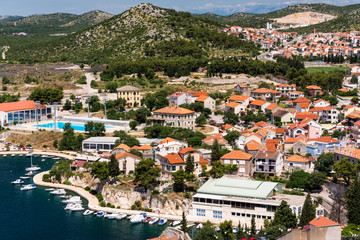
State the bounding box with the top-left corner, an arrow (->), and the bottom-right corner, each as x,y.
0,10 -> 113,35
4,3 -> 260,64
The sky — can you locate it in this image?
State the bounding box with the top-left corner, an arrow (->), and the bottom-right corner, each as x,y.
1,0 -> 360,16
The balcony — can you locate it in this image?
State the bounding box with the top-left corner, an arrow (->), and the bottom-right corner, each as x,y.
256,161 -> 277,166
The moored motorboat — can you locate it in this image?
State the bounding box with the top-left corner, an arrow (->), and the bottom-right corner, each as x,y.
60,195 -> 72,199
96,212 -> 104,217
196,223 -> 203,229
19,176 -> 30,179
171,220 -> 181,226
41,155 -> 47,158
70,204 -> 84,211
142,218 -> 151,223
25,171 -> 33,176
62,196 -> 81,204
64,203 -> 77,210
105,212 -> 119,219
20,184 -> 36,191
158,218 -> 168,226
11,179 -> 24,184
11,154 -> 15,157
130,213 -> 147,223
148,217 -> 159,224
53,157 -> 60,160
83,209 -> 94,215
116,213 -> 127,220
50,189 -> 66,195
45,188 -> 55,191
41,159 -> 45,162
25,155 -> 41,171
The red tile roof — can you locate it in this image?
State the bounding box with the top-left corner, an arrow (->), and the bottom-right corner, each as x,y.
221,150 -> 252,160
115,152 -> 142,160
309,216 -> 340,228
293,97 -> 311,103
0,100 -> 46,112
285,155 -> 311,163
178,147 -> 195,154
153,107 -> 194,115
250,99 -> 267,106
295,112 -> 319,120
157,137 -> 177,145
195,95 -> 209,102
308,136 -> 339,143
115,144 -> 130,152
254,121 -> 269,127
306,85 -> 322,90
164,153 -> 184,164
226,102 -> 241,108
138,144 -> 152,150
228,95 -> 249,102
265,103 -> 278,110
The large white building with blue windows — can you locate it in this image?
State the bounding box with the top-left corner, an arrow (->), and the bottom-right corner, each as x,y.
0,100 -> 52,126
190,176 -> 306,226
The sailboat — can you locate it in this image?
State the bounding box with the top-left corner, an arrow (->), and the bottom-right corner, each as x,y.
25,154 -> 41,171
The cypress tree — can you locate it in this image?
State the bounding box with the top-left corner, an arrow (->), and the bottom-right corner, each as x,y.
185,154 -> 195,174
299,193 -> 316,227
180,212 -> 188,232
108,154 -> 120,179
273,200 -> 297,229
194,221 -> 218,240
346,180 -> 360,225
251,215 -> 256,235
211,139 -> 221,162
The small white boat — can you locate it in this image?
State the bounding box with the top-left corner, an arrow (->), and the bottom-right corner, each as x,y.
171,220 -> 181,226
50,189 -> 66,195
215,226 -> 220,232
45,188 -> 55,191
196,223 -> 203,229
233,227 -> 239,233
41,159 -> 45,162
19,154 -> 24,157
53,157 -> 60,160
64,203 -> 77,210
11,154 -> 15,157
47,155 -> 53,159
25,166 -> 41,171
83,209 -> 94,216
116,213 -> 127,220
19,176 -> 30,179
26,153 -> 33,157
60,195 -> 72,199
105,212 -> 119,219
62,196 -> 81,204
41,155 -> 47,158
149,217 -> 159,224
70,204 -> 84,212
25,171 -> 33,176
130,213 -> 147,223
21,184 -> 36,191
34,155 -> 39,157
158,218 -> 168,226
96,212 -> 104,217
11,179 -> 24,184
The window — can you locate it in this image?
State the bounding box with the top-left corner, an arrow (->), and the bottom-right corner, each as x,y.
232,212 -> 235,216
238,160 -> 245,165
171,166 -> 176,171
236,213 -> 240,216
213,210 -> 222,218
196,209 -> 205,217
239,168 -> 245,173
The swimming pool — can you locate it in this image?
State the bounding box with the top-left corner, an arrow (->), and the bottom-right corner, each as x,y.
34,122 -> 113,131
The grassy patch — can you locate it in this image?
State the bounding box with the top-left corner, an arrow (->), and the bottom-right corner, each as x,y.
306,66 -> 348,73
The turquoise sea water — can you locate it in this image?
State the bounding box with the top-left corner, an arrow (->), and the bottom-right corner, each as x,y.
0,156 -> 164,240
34,122 -> 113,131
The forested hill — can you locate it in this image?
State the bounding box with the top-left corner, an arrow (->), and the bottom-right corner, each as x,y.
5,3 -> 260,64
0,10 -> 114,34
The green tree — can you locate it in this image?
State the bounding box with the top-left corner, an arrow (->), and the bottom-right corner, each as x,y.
286,170 -> 309,189
194,221 -> 218,240
114,130 -> 140,147
250,216 -> 256,235
172,169 -> 187,192
129,149 -> 143,159
185,154 -> 195,174
129,120 -> 138,130
211,139 -> 221,161
208,161 -> 225,178
105,81 -> 118,93
346,180 -> 360,225
196,114 -> 207,127
28,87 -> 64,104
85,121 -> 106,137
305,172 -> 326,191
299,193 -> 316,227
314,152 -> 334,175
134,158 -> 160,190
236,221 -> 244,239
145,68 -> 155,79
63,99 -> 72,110
273,200 -> 297,229
135,107 -> 151,123
108,154 -> 120,179
224,131 -> 240,146
219,220 -> 235,240
180,212 -> 188,232
334,158 -> 357,185
90,162 -> 109,180
350,75 -> 358,84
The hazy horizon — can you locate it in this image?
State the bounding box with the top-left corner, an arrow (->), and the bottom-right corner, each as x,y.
1,0 -> 359,16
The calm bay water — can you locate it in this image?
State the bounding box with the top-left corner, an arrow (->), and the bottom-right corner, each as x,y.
0,156 -> 164,240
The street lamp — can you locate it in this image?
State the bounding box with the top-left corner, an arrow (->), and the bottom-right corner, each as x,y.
53,102 -> 58,131
35,101 -> 40,130
85,96 -> 91,119
103,96 -> 107,120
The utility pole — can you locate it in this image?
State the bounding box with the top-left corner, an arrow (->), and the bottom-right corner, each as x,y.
35,101 -> 40,130
86,96 -> 91,118
53,102 -> 58,131
103,96 -> 107,120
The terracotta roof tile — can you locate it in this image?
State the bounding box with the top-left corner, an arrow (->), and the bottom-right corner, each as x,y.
157,137 -> 177,145
0,100 -> 46,112
250,99 -> 267,106
306,85 -> 322,90
228,95 -> 249,102
178,147 -> 195,154
195,95 -> 209,102
310,216 -> 340,227
293,97 -> 311,103
164,153 -> 184,164
115,152 -> 142,160
153,107 -> 194,115
221,150 -> 252,160
226,102 -> 241,108
285,155 -> 311,163
138,144 -> 152,150
115,144 -> 130,152
265,103 -> 278,110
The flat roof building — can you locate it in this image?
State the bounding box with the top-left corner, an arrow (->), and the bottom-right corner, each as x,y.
82,137 -> 118,152
190,176 -> 305,226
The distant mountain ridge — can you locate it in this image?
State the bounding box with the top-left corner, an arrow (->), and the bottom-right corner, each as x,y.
0,15 -> 22,22
0,10 -> 113,34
